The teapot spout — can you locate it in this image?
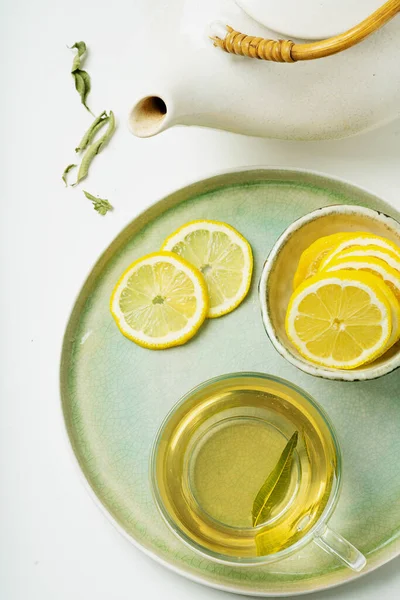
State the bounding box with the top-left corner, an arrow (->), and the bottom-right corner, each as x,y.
129,95 -> 169,138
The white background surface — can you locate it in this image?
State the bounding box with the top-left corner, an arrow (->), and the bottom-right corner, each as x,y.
1,1 -> 400,598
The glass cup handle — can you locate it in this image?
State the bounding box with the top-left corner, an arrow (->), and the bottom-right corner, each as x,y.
313,524 -> 366,572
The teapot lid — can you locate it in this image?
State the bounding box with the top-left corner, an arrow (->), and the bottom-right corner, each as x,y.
235,0 -> 384,40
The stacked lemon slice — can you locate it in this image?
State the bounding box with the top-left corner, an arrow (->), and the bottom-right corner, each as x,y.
110,220 -> 253,349
286,233 -> 400,369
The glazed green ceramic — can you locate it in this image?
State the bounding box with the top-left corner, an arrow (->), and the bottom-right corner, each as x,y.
61,169 -> 400,596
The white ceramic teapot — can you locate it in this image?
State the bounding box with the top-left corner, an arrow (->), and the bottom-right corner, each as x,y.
129,0 -> 400,141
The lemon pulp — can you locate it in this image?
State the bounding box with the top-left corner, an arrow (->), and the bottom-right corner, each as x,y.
162,220 -> 253,318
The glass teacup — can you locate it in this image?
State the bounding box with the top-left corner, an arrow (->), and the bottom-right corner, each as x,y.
150,373 -> 366,571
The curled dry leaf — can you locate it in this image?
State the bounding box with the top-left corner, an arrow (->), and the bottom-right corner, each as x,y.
77,111 -> 116,183
83,190 -> 113,215
75,111 -> 109,153
69,41 -> 92,113
62,163 -> 77,186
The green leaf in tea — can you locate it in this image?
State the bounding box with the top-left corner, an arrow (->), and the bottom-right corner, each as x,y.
69,40 -> 93,113
75,111 -> 109,153
83,190 -> 113,215
77,111 -> 116,183
62,163 -> 77,186
252,431 -> 298,528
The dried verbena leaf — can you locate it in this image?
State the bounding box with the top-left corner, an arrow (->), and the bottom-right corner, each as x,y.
252,431 -> 298,527
77,111 -> 116,183
75,111 -> 108,153
71,69 -> 92,113
83,190 -> 113,216
70,41 -> 86,61
71,54 -> 81,72
70,41 -> 87,73
79,70 -> 91,109
62,164 -> 77,186
73,69 -> 91,113
69,41 -> 92,113
73,70 -> 85,94
89,117 -> 109,141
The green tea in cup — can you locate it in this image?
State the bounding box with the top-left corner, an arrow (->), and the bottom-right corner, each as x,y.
151,373 -> 365,571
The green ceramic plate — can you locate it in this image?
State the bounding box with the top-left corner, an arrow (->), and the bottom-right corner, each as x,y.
60,168 -> 400,596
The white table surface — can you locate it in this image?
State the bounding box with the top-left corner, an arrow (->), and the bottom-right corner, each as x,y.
1,0 -> 400,598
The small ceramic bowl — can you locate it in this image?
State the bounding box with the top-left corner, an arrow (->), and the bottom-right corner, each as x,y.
259,205 -> 400,381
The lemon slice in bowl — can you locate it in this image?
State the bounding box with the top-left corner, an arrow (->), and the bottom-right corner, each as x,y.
322,255 -> 400,305
286,270 -> 392,369
352,268 -> 400,352
161,220 -> 253,318
371,274 -> 400,351
319,234 -> 400,271
110,251 -> 208,349
320,244 -> 400,275
293,232 -> 360,289
294,232 -> 400,289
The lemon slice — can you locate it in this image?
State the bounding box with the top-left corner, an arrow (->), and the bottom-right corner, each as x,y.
293,232 -> 360,289
323,263 -> 400,352
294,232 -> 400,289
161,220 -> 253,318
371,273 -> 400,351
286,270 -> 392,369
323,255 -> 400,305
110,251 -> 208,349
319,234 -> 400,271
321,244 -> 400,275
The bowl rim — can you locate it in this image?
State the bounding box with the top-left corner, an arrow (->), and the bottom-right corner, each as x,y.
259,204 -> 400,382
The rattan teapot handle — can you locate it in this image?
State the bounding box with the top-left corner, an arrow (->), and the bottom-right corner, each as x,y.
211,0 -> 400,63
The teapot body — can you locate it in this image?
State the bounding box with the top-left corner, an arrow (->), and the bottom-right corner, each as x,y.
129,0 -> 400,140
